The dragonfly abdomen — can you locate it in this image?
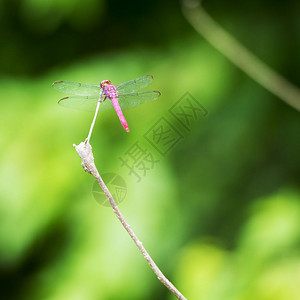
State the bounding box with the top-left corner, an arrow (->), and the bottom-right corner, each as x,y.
111,97 -> 129,132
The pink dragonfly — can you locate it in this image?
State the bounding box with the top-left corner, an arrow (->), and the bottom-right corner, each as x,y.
52,75 -> 160,132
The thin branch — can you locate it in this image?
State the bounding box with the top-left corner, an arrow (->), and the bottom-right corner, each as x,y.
73,122 -> 186,299
86,90 -> 103,143
182,0 -> 300,111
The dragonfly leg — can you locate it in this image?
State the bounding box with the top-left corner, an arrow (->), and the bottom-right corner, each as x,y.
100,96 -> 107,103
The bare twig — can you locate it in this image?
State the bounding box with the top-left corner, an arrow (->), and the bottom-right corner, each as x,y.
182,0 -> 300,111
87,90 -> 103,143
73,107 -> 187,299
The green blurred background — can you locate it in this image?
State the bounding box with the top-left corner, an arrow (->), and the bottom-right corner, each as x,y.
0,0 -> 300,299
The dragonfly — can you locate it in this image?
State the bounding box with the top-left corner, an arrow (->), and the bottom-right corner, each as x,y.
52,75 -> 161,132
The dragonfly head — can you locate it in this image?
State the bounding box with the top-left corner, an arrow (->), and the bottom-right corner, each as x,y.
100,80 -> 111,88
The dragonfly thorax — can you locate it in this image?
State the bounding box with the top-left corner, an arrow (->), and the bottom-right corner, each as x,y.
101,80 -> 119,99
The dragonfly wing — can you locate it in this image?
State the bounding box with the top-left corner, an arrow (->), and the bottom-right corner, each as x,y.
58,96 -> 99,111
116,75 -> 154,93
58,96 -> 113,112
52,80 -> 101,96
117,91 -> 161,110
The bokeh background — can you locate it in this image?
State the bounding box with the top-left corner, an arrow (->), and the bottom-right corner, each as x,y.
0,0 -> 300,299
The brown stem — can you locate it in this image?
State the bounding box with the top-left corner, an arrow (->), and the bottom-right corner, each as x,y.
182,0 -> 300,111
73,140 -> 187,300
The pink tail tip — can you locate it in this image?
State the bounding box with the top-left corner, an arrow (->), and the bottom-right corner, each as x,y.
125,126 -> 130,132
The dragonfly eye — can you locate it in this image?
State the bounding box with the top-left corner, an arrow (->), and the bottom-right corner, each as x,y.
100,80 -> 111,88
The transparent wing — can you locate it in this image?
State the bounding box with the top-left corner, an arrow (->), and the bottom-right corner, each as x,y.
117,91 -> 161,110
116,75 -> 154,93
52,80 -> 101,96
58,91 -> 160,112
58,96 -> 108,112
